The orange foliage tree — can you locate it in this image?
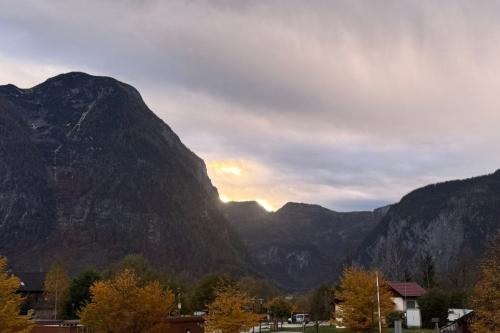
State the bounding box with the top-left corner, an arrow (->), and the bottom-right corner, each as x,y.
471,233 -> 500,333
0,256 -> 34,333
205,285 -> 261,333
44,262 -> 70,320
335,266 -> 394,332
80,269 -> 175,333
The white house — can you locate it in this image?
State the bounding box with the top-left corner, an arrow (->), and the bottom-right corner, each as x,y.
388,281 -> 426,328
334,281 -> 426,329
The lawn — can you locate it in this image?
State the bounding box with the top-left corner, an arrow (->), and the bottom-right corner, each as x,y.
270,326 -> 434,333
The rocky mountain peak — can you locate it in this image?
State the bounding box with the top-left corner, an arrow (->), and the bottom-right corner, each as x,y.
0,73 -> 251,277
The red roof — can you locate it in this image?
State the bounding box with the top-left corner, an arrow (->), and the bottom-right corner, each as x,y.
388,282 -> 426,297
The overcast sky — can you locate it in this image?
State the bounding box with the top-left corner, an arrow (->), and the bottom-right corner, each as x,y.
2,0 -> 500,211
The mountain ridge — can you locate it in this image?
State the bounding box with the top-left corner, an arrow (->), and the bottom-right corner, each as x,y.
0,72 -> 254,278
223,200 -> 382,290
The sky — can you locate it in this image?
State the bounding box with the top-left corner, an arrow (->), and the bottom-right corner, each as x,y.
2,0 -> 500,212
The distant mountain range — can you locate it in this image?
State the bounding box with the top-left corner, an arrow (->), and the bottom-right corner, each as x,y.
224,171 -> 500,290
1,72 -> 498,292
222,201 -> 385,291
0,72 -> 254,278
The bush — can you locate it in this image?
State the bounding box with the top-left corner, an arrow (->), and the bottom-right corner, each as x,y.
386,311 -> 405,327
418,289 -> 449,328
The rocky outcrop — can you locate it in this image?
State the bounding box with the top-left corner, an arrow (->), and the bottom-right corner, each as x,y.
0,72 -> 253,277
357,171 -> 500,281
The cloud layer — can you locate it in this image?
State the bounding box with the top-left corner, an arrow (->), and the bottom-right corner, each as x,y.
1,0 -> 500,211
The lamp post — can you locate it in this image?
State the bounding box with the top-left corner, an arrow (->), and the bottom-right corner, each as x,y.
177,288 -> 182,316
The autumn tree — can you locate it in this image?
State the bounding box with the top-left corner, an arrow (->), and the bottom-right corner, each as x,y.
470,233 -> 500,333
267,296 -> 292,325
80,269 -> 175,333
335,266 -> 394,332
205,285 -> 261,333
44,262 -> 71,320
189,273 -> 235,311
0,256 -> 34,333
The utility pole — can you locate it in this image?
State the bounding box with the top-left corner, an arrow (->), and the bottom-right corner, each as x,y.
54,278 -> 58,320
376,271 -> 382,333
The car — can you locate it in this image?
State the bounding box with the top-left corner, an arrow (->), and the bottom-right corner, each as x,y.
287,313 -> 310,324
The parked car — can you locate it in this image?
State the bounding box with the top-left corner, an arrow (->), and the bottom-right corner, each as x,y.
287,313 -> 310,324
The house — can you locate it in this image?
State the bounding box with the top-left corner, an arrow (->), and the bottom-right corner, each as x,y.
16,272 -> 54,319
334,281 -> 426,329
388,281 -> 426,328
166,316 -> 205,333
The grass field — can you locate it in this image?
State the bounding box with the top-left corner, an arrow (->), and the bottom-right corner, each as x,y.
269,326 -> 434,333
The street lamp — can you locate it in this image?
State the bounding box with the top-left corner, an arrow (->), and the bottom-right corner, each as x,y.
177,288 -> 182,315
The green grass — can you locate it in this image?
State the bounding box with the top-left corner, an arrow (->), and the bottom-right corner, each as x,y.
270,326 -> 433,333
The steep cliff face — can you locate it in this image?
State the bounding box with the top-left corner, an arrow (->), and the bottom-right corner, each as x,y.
223,201 -> 382,291
357,171 -> 500,280
0,72 -> 253,276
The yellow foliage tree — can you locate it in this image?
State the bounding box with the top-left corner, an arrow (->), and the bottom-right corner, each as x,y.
80,269 -> 175,333
471,233 -> 500,333
0,256 -> 34,333
44,262 -> 70,320
335,266 -> 394,332
205,285 -> 261,333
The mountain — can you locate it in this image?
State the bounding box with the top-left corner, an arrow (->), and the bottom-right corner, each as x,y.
357,170 -> 500,282
223,201 -> 384,291
0,72 -> 253,277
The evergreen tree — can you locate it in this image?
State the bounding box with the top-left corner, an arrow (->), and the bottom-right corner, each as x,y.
61,269 -> 101,319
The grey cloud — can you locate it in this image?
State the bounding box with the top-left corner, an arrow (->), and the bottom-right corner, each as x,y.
1,0 -> 500,210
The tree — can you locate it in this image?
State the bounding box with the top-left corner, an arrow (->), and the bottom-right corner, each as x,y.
418,289 -> 449,328
44,262 -> 71,320
470,233 -> 500,333
108,254 -> 157,283
189,273 -> 235,311
61,269 -> 101,319
110,254 -> 187,313
0,256 -> 34,333
420,254 -> 435,290
237,276 -> 280,301
267,296 -> 292,325
335,266 -> 394,332
310,283 -> 335,321
205,285 -> 261,333
80,269 -> 175,333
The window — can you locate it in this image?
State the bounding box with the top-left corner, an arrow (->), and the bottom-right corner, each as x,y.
406,300 -> 416,309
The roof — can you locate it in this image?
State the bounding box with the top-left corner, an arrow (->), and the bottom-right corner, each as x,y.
388,282 -> 426,297
166,316 -> 204,324
15,272 -> 46,292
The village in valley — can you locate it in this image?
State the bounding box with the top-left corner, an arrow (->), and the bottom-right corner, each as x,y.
1,2 -> 500,333
2,232 -> 497,333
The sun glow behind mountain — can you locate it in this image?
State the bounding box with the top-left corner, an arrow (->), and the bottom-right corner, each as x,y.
209,160 -> 276,211
219,194 -> 274,212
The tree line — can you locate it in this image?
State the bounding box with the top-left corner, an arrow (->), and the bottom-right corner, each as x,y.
0,233 -> 498,333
